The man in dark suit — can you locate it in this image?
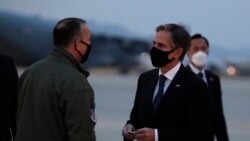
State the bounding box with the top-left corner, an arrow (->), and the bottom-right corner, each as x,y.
122,24 -> 210,141
0,54 -> 18,141
186,33 -> 229,141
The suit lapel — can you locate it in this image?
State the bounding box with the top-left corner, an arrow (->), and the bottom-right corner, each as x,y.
145,69 -> 159,103
205,71 -> 214,87
163,65 -> 185,96
142,69 -> 159,124
153,65 -> 185,116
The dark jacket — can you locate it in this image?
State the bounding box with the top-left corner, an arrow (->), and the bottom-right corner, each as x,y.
126,64 -> 210,141
15,47 -> 96,141
186,65 -> 229,141
0,54 -> 18,141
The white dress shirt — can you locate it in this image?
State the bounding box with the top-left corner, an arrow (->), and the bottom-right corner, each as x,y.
153,62 -> 181,141
188,62 -> 207,83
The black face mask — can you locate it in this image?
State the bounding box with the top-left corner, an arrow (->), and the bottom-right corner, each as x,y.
150,46 -> 176,67
76,40 -> 92,64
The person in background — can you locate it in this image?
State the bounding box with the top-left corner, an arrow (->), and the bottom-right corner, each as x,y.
0,54 -> 18,141
15,18 -> 96,141
122,24 -> 210,141
186,33 -> 229,141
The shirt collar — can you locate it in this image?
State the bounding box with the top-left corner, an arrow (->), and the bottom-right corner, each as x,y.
159,62 -> 181,81
189,62 -> 205,75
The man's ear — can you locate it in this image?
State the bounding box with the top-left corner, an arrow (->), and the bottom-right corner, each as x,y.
74,39 -> 81,50
175,47 -> 183,59
168,47 -> 183,59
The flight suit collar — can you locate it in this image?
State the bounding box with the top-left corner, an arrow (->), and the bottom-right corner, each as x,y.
49,47 -> 90,77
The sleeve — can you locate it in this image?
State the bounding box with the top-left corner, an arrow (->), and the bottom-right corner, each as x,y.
123,75 -> 142,141
214,77 -> 229,141
127,74 -> 142,129
186,81 -> 210,141
9,58 -> 18,139
59,76 -> 95,141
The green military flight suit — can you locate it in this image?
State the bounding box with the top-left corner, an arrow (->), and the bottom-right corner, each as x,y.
15,47 -> 96,141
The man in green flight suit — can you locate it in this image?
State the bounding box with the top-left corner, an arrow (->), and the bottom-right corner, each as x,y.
15,18 -> 96,141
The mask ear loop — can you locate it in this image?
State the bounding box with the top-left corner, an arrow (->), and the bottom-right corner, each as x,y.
167,46 -> 178,60
74,40 -> 84,57
174,47 -> 184,59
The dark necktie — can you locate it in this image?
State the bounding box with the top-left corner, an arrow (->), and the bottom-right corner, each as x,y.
153,74 -> 167,114
198,72 -> 203,79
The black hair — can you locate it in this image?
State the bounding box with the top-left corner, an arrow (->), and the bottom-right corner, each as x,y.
53,18 -> 86,47
191,33 -> 209,47
156,23 -> 191,60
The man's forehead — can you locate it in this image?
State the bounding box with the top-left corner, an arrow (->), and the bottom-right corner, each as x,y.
81,24 -> 90,33
155,31 -> 172,40
191,38 -> 207,44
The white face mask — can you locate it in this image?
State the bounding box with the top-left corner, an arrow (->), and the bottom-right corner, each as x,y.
191,51 -> 208,67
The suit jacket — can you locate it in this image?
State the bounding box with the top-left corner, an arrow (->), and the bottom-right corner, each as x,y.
126,64 -> 210,141
186,65 -> 229,141
0,54 -> 18,141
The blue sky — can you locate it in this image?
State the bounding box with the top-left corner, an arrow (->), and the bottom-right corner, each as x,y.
0,0 -> 250,49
